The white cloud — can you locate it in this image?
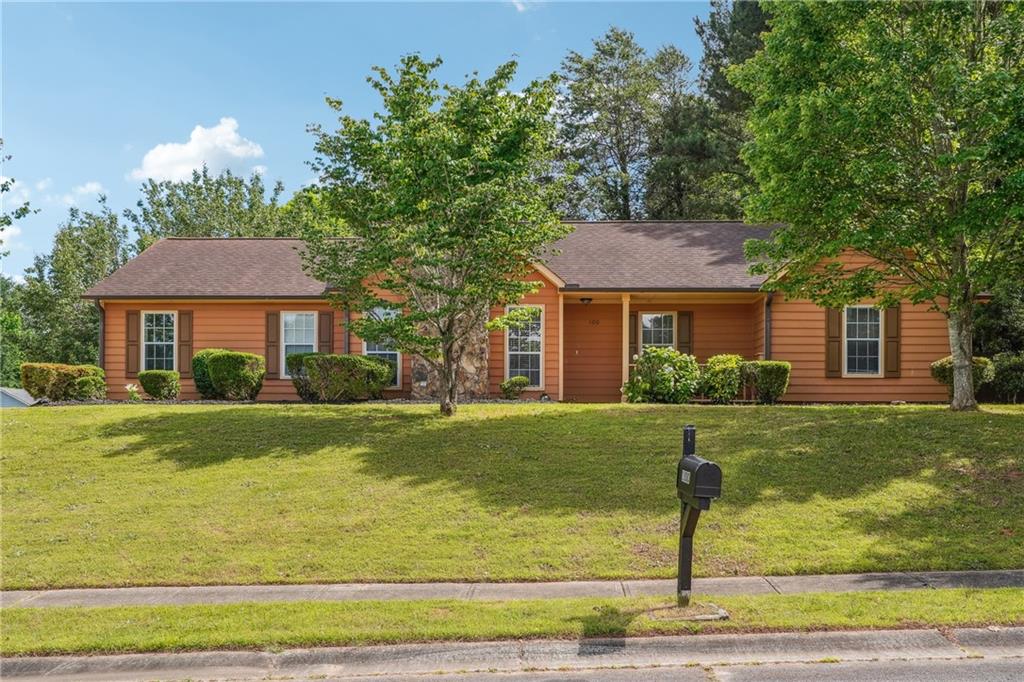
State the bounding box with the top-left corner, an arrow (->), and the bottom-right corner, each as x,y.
130,117 -> 265,182
1,225 -> 25,252
34,178 -> 52,191
252,164 -> 267,176
1,176 -> 32,205
510,0 -> 542,12
7,273 -> 26,285
511,0 -> 527,11
61,180 -> 106,206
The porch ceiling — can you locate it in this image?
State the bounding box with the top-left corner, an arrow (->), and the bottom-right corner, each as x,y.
562,291 -> 765,305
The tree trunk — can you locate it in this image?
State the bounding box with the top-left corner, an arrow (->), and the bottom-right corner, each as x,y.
438,341 -> 459,417
946,297 -> 977,411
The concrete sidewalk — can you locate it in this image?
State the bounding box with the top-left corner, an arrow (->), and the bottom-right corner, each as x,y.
2,569 -> 1021,609
3,627 -> 1022,681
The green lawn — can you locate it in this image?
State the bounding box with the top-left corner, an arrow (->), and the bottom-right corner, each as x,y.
2,403 -> 1022,589
4,588 -> 1022,656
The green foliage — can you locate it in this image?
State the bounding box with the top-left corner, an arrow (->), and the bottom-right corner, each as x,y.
125,383 -> 142,403
68,375 -> 107,401
1,276 -> 25,387
286,352 -> 323,403
137,370 -> 181,400
695,0 -> 770,114
930,356 -> 995,399
500,375 -> 531,400
702,353 -> 745,404
302,354 -> 392,403
623,347 -> 701,404
735,1 -> 1024,409
0,140 -> 36,259
991,352 -> 1024,404
192,348 -> 229,399
303,55 -> 568,416
748,360 -> 792,405
207,351 -> 266,401
974,285 -> 1024,357
20,363 -> 105,401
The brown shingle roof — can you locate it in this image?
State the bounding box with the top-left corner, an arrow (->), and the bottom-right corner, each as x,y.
84,222 -> 774,299
83,238 -> 327,299
546,221 -> 773,291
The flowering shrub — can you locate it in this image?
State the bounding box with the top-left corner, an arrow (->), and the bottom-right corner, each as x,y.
622,347 -> 701,404
125,384 -> 142,403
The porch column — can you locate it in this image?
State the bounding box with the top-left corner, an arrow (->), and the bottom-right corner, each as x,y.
621,293 -> 631,401
557,293 -> 564,401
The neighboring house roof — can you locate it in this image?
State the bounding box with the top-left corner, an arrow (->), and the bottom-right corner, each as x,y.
1,387 -> 38,407
548,221 -> 774,291
83,221 -> 774,298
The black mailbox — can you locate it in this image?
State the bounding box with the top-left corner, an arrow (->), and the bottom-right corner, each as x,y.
674,424 -> 722,607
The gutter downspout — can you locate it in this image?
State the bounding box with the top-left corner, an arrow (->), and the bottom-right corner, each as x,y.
764,293 -> 773,360
94,300 -> 105,369
343,307 -> 351,354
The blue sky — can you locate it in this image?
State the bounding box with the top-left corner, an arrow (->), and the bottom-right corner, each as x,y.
2,1 -> 710,278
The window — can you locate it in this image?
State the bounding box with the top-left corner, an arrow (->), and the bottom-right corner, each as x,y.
282,312 -> 316,378
640,313 -> 675,351
844,306 -> 882,376
506,305 -> 543,388
142,312 -> 176,371
363,307 -> 400,388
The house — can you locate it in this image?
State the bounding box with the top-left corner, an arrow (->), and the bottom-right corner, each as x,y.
83,221 -> 951,403
0,387 -> 38,408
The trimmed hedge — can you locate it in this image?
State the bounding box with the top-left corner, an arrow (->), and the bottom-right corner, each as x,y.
20,363 -> 105,401
303,354 -> 393,402
623,347 -> 701,404
748,360 -> 792,405
991,352 -> 1024,403
500,375 -> 531,400
69,375 -> 107,401
287,352 -> 323,403
703,354 -> 744,404
208,351 -> 266,401
192,348 -> 229,399
138,370 -> 181,400
930,355 -> 994,398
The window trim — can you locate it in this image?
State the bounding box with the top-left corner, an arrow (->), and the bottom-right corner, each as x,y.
638,311 -> 678,354
842,305 -> 884,378
504,304 -> 545,390
361,308 -> 402,390
140,311 -> 178,372
280,310 -> 318,379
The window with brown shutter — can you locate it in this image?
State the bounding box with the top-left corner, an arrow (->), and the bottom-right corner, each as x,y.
266,311 -> 280,379
884,305 -> 901,378
318,311 -> 334,354
825,308 -> 842,377
125,310 -> 140,378
178,311 -> 194,378
677,312 -> 693,355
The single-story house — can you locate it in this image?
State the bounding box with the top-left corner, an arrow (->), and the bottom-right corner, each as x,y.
83,221 -> 951,403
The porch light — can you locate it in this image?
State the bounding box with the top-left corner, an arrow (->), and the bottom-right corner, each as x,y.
580,297 -> 593,305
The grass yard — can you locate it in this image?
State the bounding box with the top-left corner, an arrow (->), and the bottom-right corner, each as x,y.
3,588 -> 1022,656
2,403 -> 1022,589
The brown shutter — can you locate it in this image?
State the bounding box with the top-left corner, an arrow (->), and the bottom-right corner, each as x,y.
677,312 -> 693,355
126,310 -> 140,378
318,311 -> 334,354
177,311 -> 193,378
884,305 -> 901,378
825,308 -> 842,378
266,311 -> 280,379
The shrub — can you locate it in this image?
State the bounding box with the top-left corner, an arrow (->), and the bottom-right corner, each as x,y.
991,352 -> 1024,403
192,348 -> 229,399
208,351 -> 266,401
125,383 -> 142,403
702,354 -> 745,404
69,375 -> 107,401
287,352 -> 324,403
138,370 -> 181,400
929,355 -> 995,398
20,363 -> 105,401
623,347 -> 701,404
303,354 -> 393,402
500,375 -> 531,400
749,360 -> 792,404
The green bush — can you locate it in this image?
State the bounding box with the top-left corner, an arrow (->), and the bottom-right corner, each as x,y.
69,375 -> 107,401
138,370 -> 181,400
192,348 -> 229,399
929,355 -> 995,399
287,352 -> 324,403
303,354 -> 393,402
991,352 -> 1024,403
623,347 -> 701,404
702,354 -> 745,404
20,363 -> 105,401
500,375 -> 531,400
749,360 -> 792,404
208,351 -> 266,401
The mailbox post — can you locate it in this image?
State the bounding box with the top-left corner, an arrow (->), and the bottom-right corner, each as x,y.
675,425 -> 722,607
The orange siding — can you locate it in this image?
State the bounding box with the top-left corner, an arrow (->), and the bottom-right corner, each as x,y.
563,303 -> 623,402
629,303 -> 758,361
771,297 -> 949,402
751,297 -> 766,360
487,270 -> 561,399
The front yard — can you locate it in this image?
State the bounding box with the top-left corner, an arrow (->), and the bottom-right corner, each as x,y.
2,403 -> 1022,589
